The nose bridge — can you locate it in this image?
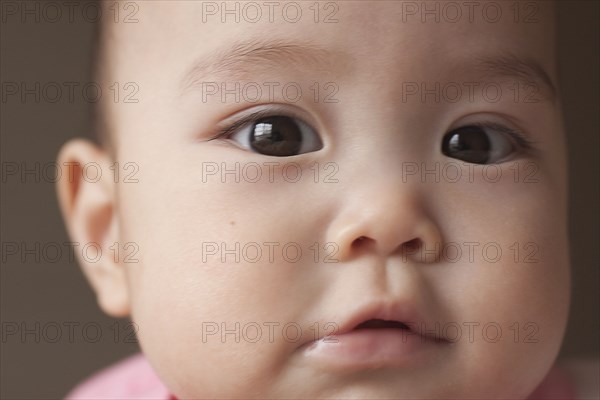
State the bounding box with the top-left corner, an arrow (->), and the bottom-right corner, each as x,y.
334,96 -> 428,173
321,96 -> 442,262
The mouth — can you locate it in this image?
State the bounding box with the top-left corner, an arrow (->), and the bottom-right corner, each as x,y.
333,301 -> 446,342
300,303 -> 448,370
353,319 -> 412,331
349,317 -> 449,345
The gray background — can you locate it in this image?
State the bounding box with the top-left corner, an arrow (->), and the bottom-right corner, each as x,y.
1,1 -> 598,398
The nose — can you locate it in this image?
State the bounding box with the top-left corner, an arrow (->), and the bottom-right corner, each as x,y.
326,183 -> 443,263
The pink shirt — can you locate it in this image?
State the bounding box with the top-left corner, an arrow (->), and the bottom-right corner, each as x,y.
66,353 -> 577,399
66,354 -> 172,400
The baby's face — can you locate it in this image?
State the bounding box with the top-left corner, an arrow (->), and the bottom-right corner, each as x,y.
106,1 -> 568,398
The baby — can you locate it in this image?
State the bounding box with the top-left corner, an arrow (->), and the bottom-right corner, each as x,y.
56,0 -> 587,398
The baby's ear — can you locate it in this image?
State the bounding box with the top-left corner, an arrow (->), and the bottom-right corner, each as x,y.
56,139 -> 129,318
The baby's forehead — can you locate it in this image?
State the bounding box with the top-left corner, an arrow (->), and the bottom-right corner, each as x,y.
106,1 -> 556,69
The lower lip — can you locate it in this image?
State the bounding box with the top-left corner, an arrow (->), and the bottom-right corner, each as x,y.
302,328 -> 442,370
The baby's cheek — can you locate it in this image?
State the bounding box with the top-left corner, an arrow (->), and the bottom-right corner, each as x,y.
429,164 -> 569,396
429,258 -> 568,398
128,264 -> 303,399
121,223 -> 306,398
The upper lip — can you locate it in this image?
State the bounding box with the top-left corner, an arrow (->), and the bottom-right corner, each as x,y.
317,300 -> 449,343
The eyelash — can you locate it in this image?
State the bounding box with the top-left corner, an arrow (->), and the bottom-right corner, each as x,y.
460,121 -> 539,155
208,109 -> 301,141
209,110 -> 539,156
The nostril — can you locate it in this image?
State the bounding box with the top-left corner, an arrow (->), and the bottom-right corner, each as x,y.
402,238 -> 422,252
351,236 -> 370,249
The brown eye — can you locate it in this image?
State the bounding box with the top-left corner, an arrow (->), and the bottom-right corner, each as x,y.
441,125 -> 516,164
230,115 -> 322,157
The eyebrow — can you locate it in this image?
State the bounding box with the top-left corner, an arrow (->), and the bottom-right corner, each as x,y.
181,39 -> 351,92
471,52 -> 558,103
181,39 -> 558,104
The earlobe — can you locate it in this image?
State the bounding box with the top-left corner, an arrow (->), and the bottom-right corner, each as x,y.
56,139 -> 130,318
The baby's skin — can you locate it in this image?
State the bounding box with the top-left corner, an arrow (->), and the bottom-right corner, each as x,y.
57,1 -> 576,398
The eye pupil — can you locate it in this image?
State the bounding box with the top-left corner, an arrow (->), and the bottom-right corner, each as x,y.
443,126 -> 491,164
250,116 -> 303,156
